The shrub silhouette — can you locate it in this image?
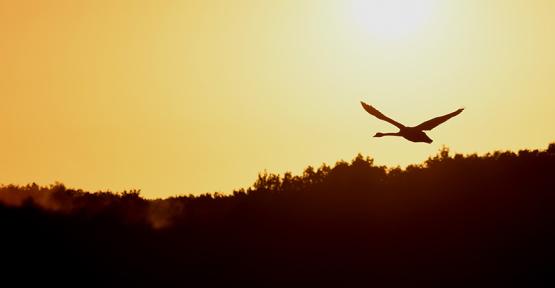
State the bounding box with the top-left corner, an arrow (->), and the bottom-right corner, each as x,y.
1,144 -> 555,287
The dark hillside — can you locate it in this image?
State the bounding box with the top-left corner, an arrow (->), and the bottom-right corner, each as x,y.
2,144 -> 555,287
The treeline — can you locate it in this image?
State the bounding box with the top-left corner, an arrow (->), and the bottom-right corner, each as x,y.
1,144 -> 555,287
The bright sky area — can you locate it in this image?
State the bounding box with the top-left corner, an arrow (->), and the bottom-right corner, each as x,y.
1,0 -> 554,198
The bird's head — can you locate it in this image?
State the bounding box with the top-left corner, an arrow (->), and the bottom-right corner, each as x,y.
374,132 -> 384,137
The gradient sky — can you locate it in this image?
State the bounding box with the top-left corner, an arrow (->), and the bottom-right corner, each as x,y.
1,0 -> 554,198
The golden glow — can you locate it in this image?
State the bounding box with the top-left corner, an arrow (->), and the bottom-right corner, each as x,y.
1,0 -> 555,198
351,0 -> 437,40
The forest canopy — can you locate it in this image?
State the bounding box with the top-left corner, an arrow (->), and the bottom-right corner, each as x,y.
2,143 -> 554,287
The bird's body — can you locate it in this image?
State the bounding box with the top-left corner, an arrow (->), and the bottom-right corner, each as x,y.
360,101 -> 463,144
399,127 -> 434,143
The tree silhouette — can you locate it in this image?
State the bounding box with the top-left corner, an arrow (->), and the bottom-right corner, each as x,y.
1,143 -> 555,287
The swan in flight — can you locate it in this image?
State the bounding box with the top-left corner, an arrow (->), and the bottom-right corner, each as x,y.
360,101 -> 464,144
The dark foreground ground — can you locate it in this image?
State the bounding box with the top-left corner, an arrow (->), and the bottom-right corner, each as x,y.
2,144 -> 555,287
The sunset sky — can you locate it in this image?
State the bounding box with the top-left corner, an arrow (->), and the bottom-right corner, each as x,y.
1,0 -> 554,198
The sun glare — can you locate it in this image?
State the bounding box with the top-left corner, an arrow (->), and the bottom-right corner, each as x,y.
351,0 -> 437,40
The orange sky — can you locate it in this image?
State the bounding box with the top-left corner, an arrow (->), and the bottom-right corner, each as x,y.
1,0 -> 554,198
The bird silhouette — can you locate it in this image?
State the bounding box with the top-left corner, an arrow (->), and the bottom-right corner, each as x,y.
360,101 -> 464,144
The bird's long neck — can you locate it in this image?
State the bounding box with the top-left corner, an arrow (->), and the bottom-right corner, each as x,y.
375,132 -> 401,137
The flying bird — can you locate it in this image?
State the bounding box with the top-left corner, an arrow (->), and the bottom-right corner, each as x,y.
360,101 -> 464,144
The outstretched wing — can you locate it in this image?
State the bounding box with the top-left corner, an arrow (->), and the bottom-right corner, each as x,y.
415,108 -> 464,131
360,101 -> 405,129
